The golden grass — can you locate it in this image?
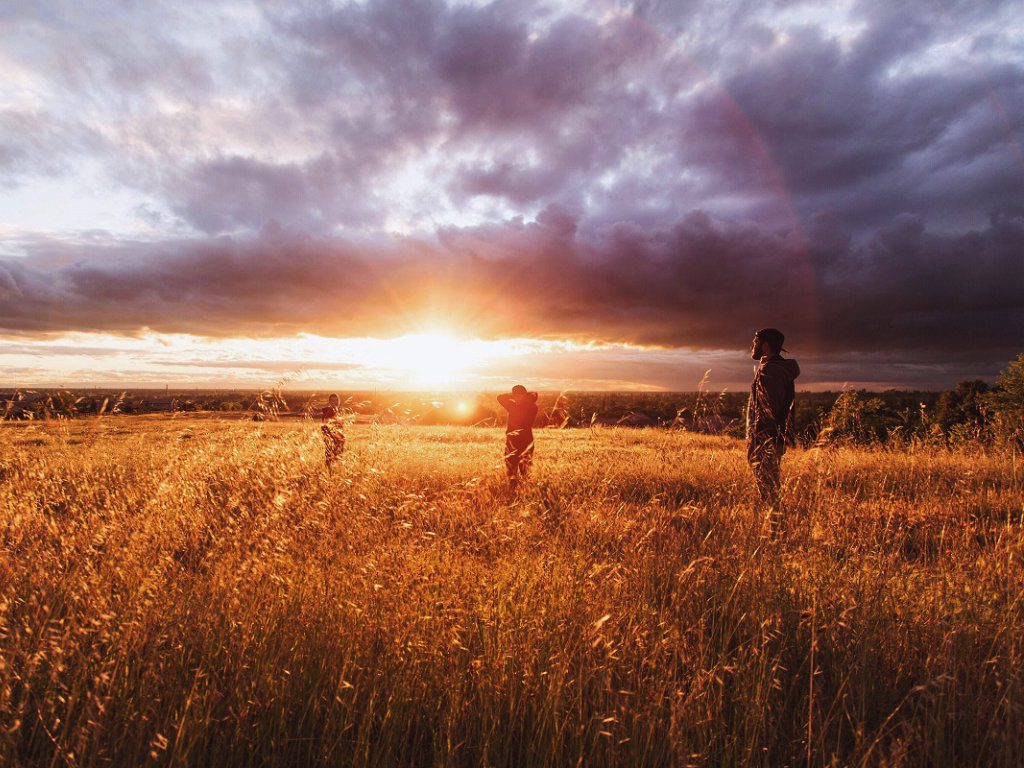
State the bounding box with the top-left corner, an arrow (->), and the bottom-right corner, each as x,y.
1,417 -> 1022,766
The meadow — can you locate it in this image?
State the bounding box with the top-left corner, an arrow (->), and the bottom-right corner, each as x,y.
1,417 -> 1022,766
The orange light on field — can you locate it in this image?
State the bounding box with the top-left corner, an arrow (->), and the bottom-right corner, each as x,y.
455,400 -> 471,414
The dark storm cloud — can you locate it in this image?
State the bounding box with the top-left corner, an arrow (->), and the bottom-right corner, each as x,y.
687,21 -> 1024,231
277,0 -> 656,127
86,0 -> 667,234
262,0 -> 663,222
1,209 -> 1021,364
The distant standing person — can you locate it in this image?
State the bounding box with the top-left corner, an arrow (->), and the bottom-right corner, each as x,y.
747,328 -> 800,520
497,385 -> 538,490
321,394 -> 346,468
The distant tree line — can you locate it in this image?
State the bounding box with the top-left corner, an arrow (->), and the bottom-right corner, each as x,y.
3,353 -> 1022,448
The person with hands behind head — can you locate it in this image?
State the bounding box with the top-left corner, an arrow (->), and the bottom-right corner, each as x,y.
321,393 -> 346,469
497,384 -> 538,491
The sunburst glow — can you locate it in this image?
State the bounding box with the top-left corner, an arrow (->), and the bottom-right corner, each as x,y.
359,333 -> 480,388
0,330 -> 729,391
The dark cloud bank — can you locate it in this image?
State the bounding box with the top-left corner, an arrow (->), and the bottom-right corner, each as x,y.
1,0 -> 1023,386
1,207 -> 1021,361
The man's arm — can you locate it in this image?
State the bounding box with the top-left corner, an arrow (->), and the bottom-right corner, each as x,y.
526,401 -> 538,424
497,393 -> 515,412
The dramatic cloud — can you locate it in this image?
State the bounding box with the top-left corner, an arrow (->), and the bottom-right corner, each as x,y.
1,0 -> 1022,386
1,208 -> 1021,362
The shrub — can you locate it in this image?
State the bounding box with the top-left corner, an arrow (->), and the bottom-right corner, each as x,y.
988,353 -> 1024,447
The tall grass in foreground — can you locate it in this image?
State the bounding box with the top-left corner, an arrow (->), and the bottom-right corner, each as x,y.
0,418 -> 1022,766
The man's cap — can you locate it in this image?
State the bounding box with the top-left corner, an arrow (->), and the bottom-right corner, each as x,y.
511,384 -> 528,394
755,328 -> 786,352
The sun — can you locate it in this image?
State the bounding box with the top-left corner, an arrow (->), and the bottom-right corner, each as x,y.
370,332 -> 477,388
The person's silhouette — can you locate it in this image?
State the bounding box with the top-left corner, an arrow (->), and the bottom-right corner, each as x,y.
321,394 -> 346,468
497,385 -> 538,490
746,328 -> 800,529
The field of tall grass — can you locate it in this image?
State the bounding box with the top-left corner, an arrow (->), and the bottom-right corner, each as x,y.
1,417 -> 1022,766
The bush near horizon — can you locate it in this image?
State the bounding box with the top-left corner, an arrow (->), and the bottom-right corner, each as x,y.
988,353 -> 1024,447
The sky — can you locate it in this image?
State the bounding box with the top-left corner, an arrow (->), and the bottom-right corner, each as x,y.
1,0 -> 1022,391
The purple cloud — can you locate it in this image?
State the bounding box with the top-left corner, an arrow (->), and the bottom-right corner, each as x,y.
0,0 -> 1022,386
0,209 -> 1020,364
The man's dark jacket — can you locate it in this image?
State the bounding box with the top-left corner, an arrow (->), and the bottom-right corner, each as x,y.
746,355 -> 801,446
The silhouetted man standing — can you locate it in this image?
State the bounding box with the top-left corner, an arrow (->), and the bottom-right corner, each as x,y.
497,385 -> 538,490
747,328 -> 800,521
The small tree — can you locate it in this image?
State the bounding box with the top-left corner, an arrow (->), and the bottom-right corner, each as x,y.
936,380 -> 991,443
988,353 -> 1024,449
